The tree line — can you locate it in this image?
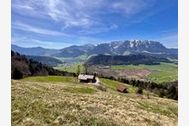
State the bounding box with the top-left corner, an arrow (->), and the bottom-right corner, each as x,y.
100,75 -> 178,100
11,51 -> 74,79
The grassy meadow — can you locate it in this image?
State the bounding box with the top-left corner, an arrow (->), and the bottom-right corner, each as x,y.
100,78 -> 157,96
111,63 -> 178,83
54,62 -> 177,84
12,76 -> 177,126
54,62 -> 85,73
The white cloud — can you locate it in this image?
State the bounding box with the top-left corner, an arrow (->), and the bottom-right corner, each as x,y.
12,36 -> 73,49
111,0 -> 155,16
13,5 -> 34,10
12,22 -> 68,36
78,24 -> 118,35
12,0 -> 157,34
46,0 -> 98,28
110,24 -> 118,29
12,0 -> 49,19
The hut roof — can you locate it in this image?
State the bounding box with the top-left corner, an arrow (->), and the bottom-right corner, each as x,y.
116,85 -> 127,93
78,74 -> 94,80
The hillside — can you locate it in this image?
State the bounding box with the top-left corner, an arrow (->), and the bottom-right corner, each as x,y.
11,51 -> 73,79
54,44 -> 95,57
12,76 -> 178,126
26,55 -> 63,67
85,54 -> 172,66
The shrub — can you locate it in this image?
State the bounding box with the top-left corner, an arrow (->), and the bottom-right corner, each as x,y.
137,88 -> 143,94
12,68 -> 23,79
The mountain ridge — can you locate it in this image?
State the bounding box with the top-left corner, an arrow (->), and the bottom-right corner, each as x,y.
11,44 -> 61,56
12,40 -> 178,58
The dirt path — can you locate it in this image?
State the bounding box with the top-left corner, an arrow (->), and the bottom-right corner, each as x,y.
88,77 -> 100,85
95,77 -> 100,85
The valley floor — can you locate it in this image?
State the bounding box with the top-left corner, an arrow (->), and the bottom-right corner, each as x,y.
12,76 -> 178,126
55,62 -> 178,84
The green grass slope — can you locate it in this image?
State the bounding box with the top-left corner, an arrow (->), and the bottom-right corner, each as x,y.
111,63 -> 178,83
100,78 -> 158,96
12,76 -> 177,126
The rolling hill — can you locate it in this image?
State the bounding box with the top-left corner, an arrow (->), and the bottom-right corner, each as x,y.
26,55 -> 63,67
53,44 -> 95,57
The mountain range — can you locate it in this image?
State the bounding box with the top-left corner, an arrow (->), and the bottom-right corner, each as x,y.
12,40 -> 178,59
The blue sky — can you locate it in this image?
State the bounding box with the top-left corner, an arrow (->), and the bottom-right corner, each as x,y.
12,0 -> 178,49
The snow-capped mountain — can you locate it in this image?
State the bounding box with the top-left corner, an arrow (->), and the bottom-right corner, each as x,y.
88,40 -> 177,56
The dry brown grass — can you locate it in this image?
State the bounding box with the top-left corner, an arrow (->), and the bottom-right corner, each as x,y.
12,77 -> 177,126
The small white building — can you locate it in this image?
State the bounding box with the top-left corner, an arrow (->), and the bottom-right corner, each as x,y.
78,74 -> 96,83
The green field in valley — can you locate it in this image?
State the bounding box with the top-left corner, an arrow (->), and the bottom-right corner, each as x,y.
54,62 -> 85,73
54,62 -> 177,83
12,76 -> 177,126
111,63 -> 178,83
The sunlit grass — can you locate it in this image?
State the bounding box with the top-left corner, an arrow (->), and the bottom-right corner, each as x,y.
22,76 -> 78,84
111,63 -> 178,83
63,87 -> 97,94
100,78 -> 137,93
12,76 -> 178,126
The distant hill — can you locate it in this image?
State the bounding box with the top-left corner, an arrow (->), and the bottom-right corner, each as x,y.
53,44 -> 94,57
26,55 -> 63,67
11,44 -> 60,56
85,54 -> 172,66
11,51 -> 73,79
12,40 -> 178,59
